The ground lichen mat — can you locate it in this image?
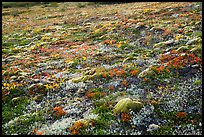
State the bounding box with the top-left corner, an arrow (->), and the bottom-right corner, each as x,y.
2,2 -> 202,135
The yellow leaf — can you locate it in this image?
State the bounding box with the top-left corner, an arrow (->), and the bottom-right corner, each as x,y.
143,55 -> 148,59
109,40 -> 113,45
175,35 -> 184,40
82,56 -> 87,60
41,36 -> 50,41
36,43 -> 41,47
117,43 -> 122,48
60,79 -> 65,83
65,59 -> 72,63
44,84 -> 50,89
151,100 -> 158,105
6,87 -> 10,90
119,41 -> 123,45
53,54 -> 59,58
12,85 -> 17,89
143,9 -> 151,12
130,63 -> 135,67
103,22 -> 110,28
122,64 -> 127,68
95,29 -> 100,33
158,86 -> 162,90
3,83 -> 7,87
53,83 -> 59,88
34,28 -> 41,33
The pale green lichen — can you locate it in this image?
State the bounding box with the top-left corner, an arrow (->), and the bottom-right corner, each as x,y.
138,66 -> 154,78
113,98 -> 143,114
153,39 -> 174,48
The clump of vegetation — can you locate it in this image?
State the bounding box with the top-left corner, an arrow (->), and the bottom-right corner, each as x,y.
76,3 -> 87,8
113,98 -> 143,115
42,2 -> 59,7
2,2 -> 60,8
2,2 -> 202,135
2,2 -> 43,8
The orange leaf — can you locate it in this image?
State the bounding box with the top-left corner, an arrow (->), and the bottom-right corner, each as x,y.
109,71 -> 114,77
108,85 -> 115,90
130,70 -> 139,76
143,78 -> 148,82
121,112 -> 131,122
102,72 -> 107,78
85,91 -> 96,98
36,131 -> 43,135
122,80 -> 128,87
177,112 -> 187,118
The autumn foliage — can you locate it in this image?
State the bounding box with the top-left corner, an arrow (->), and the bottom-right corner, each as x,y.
53,106 -> 67,117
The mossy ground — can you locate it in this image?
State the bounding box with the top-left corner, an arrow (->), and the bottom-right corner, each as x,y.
2,2 -> 202,135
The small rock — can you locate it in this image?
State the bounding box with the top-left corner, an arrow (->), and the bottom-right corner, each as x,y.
71,76 -> 86,83
137,61 -> 145,67
56,96 -> 61,100
85,68 -> 96,75
33,79 -> 41,82
62,97 -> 68,101
190,46 -> 201,53
10,76 -> 17,79
28,84 -> 36,90
186,38 -> 200,45
199,122 -> 202,127
163,39 -> 174,45
56,101 -> 63,105
194,4 -> 201,8
11,97 -> 22,105
172,13 -> 179,18
191,64 -> 200,68
17,76 -> 25,81
164,47 -> 171,52
153,39 -> 174,48
33,94 -> 44,102
138,66 -> 154,78
19,72 -> 28,76
147,124 -> 160,132
74,97 -> 82,102
77,88 -> 86,94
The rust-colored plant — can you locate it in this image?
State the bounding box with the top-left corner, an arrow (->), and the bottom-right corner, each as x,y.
109,70 -> 114,77
143,78 -> 148,82
102,72 -> 107,78
85,91 -> 105,99
130,69 -> 139,76
122,80 -> 128,87
53,106 -> 67,117
101,92 -> 106,96
154,65 -> 165,74
36,131 -> 43,135
160,51 -> 202,70
120,112 -> 131,122
177,112 -> 187,118
108,85 -> 115,91
69,121 -> 85,135
116,69 -> 125,76
85,91 -> 96,98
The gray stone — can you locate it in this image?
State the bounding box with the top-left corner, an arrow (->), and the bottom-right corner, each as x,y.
186,38 -> 200,45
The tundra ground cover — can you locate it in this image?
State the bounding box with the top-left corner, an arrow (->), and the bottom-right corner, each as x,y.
2,2 -> 202,135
